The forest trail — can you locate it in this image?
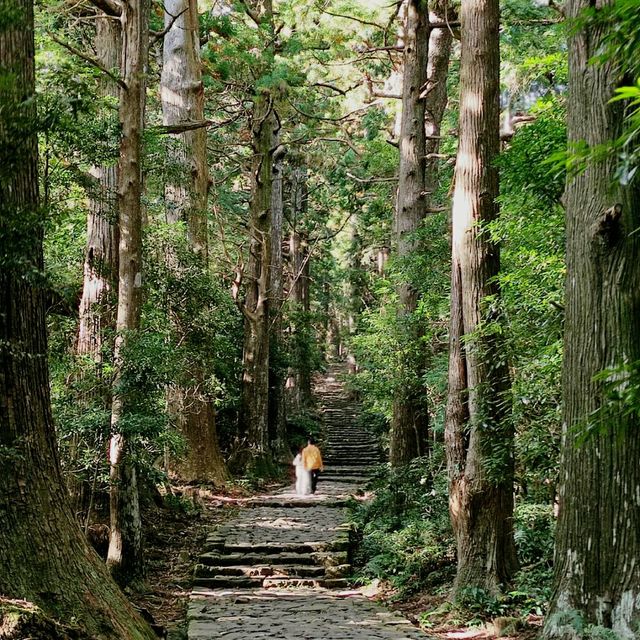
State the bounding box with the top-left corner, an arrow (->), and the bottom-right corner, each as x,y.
187,364 -> 428,639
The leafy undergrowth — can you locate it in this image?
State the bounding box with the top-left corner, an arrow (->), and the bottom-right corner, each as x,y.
349,455 -> 555,640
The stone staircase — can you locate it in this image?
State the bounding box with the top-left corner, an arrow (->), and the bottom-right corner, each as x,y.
319,369 -> 381,488
192,364 -> 381,592
192,504 -> 352,589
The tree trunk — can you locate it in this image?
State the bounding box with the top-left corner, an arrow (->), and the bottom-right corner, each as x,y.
160,0 -> 228,485
240,90 -> 279,458
77,16 -> 120,360
424,0 -> 454,203
390,0 -> 429,468
107,0 -> 149,586
444,0 -> 518,595
239,0 -> 279,464
268,144 -> 288,456
0,5 -> 154,637
542,1 -> 640,637
287,164 -> 313,412
69,11 -> 121,522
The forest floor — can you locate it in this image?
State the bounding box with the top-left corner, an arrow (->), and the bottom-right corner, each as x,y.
388,591 -> 542,640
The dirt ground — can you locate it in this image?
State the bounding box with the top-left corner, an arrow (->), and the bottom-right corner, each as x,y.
378,586 -> 543,640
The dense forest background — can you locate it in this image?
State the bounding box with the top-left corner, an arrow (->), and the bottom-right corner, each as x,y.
1,0 -> 639,638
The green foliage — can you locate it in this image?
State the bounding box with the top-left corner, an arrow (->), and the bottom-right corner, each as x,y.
610,81 -> 640,185
576,359 -> 640,443
456,586 -> 545,623
547,610 -> 629,639
491,99 -> 566,500
286,410 -> 323,451
350,454 -> 455,595
513,503 -> 555,567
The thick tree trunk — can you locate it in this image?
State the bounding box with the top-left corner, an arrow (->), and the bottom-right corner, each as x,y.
390,0 -> 429,467
161,0 -> 228,484
77,17 -> 120,360
0,5 -> 154,637
240,90 -> 278,457
268,145 -> 288,455
542,2 -> 640,637
444,0 -> 518,595
107,0 -> 149,586
239,0 -> 279,464
69,12 -> 121,522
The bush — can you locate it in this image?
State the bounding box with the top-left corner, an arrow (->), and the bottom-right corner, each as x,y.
350,452 -> 455,595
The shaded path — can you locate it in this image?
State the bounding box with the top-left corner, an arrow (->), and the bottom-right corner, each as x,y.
187,365 -> 428,639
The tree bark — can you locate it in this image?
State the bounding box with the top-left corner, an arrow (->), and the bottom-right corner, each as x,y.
390,0 -> 430,468
0,4 -> 154,637
68,11 -> 121,522
424,0 -> 454,203
268,144 -> 287,455
444,0 -> 518,594
240,89 -> 278,458
161,0 -> 229,485
239,0 -> 279,464
542,1 -> 640,637
107,0 -> 149,586
77,16 -> 120,360
287,164 -> 313,412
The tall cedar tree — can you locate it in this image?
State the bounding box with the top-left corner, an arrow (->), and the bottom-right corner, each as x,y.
390,0 -> 429,467
444,0 -> 518,593
160,0 -> 229,484
542,0 -> 640,636
69,12 -> 121,517
0,2 -> 154,637
287,162 -> 312,412
239,0 -> 280,462
268,144 -> 288,454
107,0 -> 149,585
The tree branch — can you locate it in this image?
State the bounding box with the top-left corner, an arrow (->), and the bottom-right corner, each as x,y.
86,0 -> 122,16
322,9 -> 385,30
150,6 -> 189,44
151,120 -> 214,134
346,171 -> 397,184
50,34 -> 126,90
237,0 -> 262,27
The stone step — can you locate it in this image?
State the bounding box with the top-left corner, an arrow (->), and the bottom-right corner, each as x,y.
322,468 -> 377,475
193,575 -> 263,588
194,564 -> 325,579
199,552 -> 318,567
193,573 -> 351,590
264,577 -> 350,589
324,445 -> 379,451
323,458 -> 380,466
204,539 -> 350,553
203,541 -> 320,554
321,476 -> 373,485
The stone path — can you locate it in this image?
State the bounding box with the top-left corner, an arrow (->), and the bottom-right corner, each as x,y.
187,365 -> 428,639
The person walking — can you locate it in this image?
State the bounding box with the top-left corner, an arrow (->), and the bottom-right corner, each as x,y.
292,445 -> 312,495
302,437 -> 323,494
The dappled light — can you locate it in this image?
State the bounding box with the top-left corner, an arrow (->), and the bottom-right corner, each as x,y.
2,0 -> 639,638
